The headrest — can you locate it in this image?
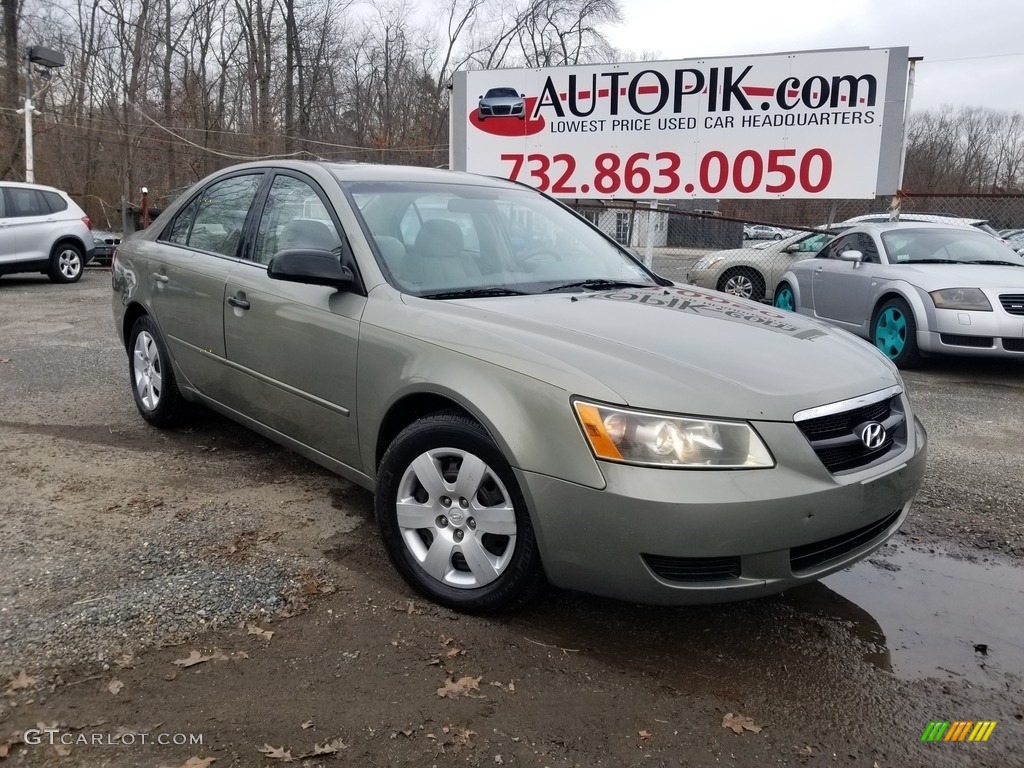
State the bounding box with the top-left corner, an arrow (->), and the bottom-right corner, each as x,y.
415,219 -> 464,259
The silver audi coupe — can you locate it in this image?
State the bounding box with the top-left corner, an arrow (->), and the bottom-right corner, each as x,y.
113,161 -> 927,612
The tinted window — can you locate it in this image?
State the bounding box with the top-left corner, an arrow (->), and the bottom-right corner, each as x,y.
181,174 -> 262,257
42,191 -> 68,213
164,198 -> 200,245
819,233 -> 876,261
251,174 -> 342,265
4,188 -> 48,217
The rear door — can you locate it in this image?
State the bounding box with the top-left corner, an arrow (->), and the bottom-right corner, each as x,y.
1,186 -> 53,264
221,170 -> 366,468
0,187 -> 16,264
147,170 -> 267,401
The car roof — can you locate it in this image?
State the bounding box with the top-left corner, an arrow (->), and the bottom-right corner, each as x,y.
844,221 -> 994,234
0,180 -> 68,194
205,159 -> 517,190
839,212 -> 987,226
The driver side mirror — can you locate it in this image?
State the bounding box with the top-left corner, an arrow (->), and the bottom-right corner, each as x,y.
268,249 -> 354,289
838,250 -> 864,263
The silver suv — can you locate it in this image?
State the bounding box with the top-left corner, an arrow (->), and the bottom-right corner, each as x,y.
0,181 -> 96,283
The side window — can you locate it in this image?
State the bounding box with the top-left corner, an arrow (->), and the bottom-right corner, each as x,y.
188,174 -> 262,257
0,188 -> 6,218
251,175 -> 342,265
5,188 -> 48,217
164,198 -> 200,245
851,232 -> 880,263
819,234 -> 859,260
41,191 -> 68,213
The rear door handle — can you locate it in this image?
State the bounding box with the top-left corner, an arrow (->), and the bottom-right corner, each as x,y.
153,273 -> 169,283
227,295 -> 251,310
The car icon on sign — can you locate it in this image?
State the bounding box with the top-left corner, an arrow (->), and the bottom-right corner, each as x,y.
477,87 -> 526,121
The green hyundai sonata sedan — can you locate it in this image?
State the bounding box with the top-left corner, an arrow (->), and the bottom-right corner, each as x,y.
112,161 -> 927,613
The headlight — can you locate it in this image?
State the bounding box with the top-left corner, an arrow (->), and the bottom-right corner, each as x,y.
929,288 -> 992,311
693,255 -> 724,270
573,400 -> 774,468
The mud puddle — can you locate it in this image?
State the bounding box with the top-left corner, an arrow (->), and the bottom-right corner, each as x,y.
794,542 -> 1024,685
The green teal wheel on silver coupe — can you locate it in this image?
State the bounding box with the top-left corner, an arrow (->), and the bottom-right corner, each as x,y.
773,283 -> 795,311
872,297 -> 920,368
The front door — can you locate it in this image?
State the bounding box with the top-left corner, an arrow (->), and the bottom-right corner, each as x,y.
222,172 -> 365,469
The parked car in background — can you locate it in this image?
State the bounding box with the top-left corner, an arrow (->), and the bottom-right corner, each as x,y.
774,223 -> 1024,367
112,160 -> 926,613
688,227 -> 847,301
0,181 -> 95,283
91,230 -> 123,266
744,224 -> 791,240
477,87 -> 526,120
1006,231 -> 1024,255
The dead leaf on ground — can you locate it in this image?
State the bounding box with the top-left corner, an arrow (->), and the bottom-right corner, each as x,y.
300,720 -> 314,730
246,623 -> 274,641
722,713 -> 763,735
107,679 -> 124,695
6,670 -> 36,692
257,743 -> 294,761
304,738 -> 348,756
638,730 -> 652,740
157,758 -> 216,768
454,727 -> 477,747
114,654 -> 136,669
436,676 -> 483,699
172,650 -> 228,668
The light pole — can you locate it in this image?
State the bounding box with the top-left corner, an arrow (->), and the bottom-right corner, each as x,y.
17,45 -> 65,183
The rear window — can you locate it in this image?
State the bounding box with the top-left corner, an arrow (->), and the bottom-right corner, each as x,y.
42,191 -> 68,213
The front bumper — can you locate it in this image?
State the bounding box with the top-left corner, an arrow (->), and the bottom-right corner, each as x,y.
518,416 -> 927,605
919,307 -> 1024,356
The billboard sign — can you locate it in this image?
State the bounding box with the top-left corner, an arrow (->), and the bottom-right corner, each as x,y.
451,47 -> 909,199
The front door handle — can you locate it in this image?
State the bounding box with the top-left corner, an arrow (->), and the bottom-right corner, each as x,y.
153,273 -> 169,284
227,295 -> 251,310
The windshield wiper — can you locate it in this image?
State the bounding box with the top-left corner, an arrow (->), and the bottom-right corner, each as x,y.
420,287 -> 529,299
906,258 -> 962,264
973,260 -> 1024,266
544,278 -> 654,293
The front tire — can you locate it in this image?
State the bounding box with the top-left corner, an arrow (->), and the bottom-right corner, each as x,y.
47,243 -> 84,283
376,411 -> 544,613
128,316 -> 189,427
774,282 -> 795,311
718,267 -> 765,301
872,297 -> 921,368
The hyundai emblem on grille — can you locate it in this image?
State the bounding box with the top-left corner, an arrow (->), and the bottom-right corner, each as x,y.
859,422 -> 886,450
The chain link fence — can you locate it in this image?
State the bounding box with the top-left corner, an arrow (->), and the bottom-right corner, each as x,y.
571,193 -> 1024,302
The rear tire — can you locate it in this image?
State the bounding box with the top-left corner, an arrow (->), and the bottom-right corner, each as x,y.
47,243 -> 84,283
128,315 -> 189,427
376,411 -> 544,613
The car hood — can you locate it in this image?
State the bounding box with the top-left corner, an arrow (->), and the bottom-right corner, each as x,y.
876,263 -> 1024,291
390,286 -> 901,422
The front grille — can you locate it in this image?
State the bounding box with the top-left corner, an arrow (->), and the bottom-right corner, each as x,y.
796,393 -> 907,474
642,554 -> 740,582
493,105 -> 512,115
790,508 -> 902,572
1003,338 -> 1024,352
999,294 -> 1024,315
940,333 -> 993,348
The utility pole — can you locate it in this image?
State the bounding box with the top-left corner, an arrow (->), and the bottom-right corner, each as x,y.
17,46 -> 65,183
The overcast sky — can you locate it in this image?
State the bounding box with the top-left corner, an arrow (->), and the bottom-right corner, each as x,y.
606,0 -> 1024,115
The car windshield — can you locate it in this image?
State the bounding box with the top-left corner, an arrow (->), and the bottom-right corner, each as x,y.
344,180 -> 658,297
881,227 -> 1024,266
485,88 -> 519,98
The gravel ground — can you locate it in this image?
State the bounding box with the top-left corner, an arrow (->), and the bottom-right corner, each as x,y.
1,269 -> 1022,767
